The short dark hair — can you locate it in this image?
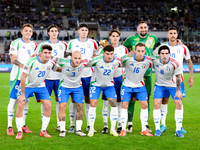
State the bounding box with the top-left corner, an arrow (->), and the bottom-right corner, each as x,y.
22,24 -> 33,30
109,29 -> 120,36
135,43 -> 145,50
103,45 -> 114,52
168,27 -> 177,32
47,24 -> 59,32
158,45 -> 170,54
41,44 -> 52,52
78,23 -> 89,30
138,21 -> 147,26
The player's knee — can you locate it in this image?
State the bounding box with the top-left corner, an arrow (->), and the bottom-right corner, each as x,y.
17,103 -> 25,111
44,103 -> 51,111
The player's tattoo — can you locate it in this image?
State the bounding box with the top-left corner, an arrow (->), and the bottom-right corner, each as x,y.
62,117 -> 66,121
76,103 -> 83,120
176,74 -> 181,91
186,59 -> 193,76
108,98 -> 117,107
13,60 -> 22,66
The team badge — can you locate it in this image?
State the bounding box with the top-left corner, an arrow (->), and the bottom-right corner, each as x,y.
177,48 -> 180,53
59,45 -> 63,50
11,48 -> 14,51
78,67 -> 82,72
47,65 -> 51,70
167,66 -> 170,71
142,64 -> 146,69
87,43 -> 91,48
24,66 -> 28,70
145,37 -> 154,48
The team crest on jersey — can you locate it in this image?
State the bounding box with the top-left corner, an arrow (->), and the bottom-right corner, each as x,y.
119,48 -> 122,53
167,66 -> 170,71
47,65 -> 51,70
142,64 -> 146,69
177,48 -> 181,53
11,48 -> 14,51
24,66 -> 28,70
145,37 -> 154,48
87,43 -> 91,48
59,45 -> 63,50
78,67 -> 82,72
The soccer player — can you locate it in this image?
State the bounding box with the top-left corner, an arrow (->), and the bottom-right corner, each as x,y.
99,29 -> 128,134
53,51 -> 91,137
7,24 -> 37,135
153,27 -> 193,134
87,45 -> 121,137
120,43 -> 153,137
123,21 -> 160,132
35,24 -> 67,131
15,45 -> 61,139
152,45 -> 184,137
66,23 -> 99,132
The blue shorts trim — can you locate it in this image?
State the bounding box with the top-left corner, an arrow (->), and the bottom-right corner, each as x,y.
153,84 -> 181,100
121,85 -> 148,102
45,79 -> 60,96
89,85 -> 117,100
102,75 -> 122,101
180,82 -> 186,97
58,86 -> 84,103
81,77 -> 91,97
17,87 -> 50,101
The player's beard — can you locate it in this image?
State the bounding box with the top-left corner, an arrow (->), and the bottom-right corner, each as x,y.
139,33 -> 147,37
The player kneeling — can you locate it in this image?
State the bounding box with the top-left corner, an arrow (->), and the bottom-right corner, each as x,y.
120,43 -> 153,137
15,45 -> 62,139
152,45 -> 184,137
54,51 -> 90,137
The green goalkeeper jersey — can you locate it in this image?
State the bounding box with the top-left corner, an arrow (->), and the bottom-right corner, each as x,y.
123,34 -> 159,76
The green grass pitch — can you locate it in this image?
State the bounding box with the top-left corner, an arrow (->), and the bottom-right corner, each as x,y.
0,73 -> 200,150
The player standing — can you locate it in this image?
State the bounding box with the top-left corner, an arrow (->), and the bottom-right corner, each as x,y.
35,24 -> 67,131
99,29 -> 128,134
15,45 -> 61,139
120,43 -> 153,137
66,23 -> 99,132
153,27 -> 193,134
87,45 -> 121,137
7,24 -> 37,135
123,21 -> 160,132
54,51 -> 91,137
152,45 -> 184,137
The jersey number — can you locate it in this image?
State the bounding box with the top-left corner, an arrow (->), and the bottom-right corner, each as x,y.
103,69 -> 111,76
90,87 -> 96,93
170,53 -> 175,58
80,48 -> 85,54
133,67 -> 140,73
38,71 -> 45,77
54,50 -> 57,56
71,72 -> 76,77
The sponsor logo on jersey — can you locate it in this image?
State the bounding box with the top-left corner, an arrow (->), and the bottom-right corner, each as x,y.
130,63 -> 134,66
76,45 -> 79,48
23,46 -> 25,49
100,66 -> 104,69
156,65 -> 159,68
24,66 -> 28,70
66,69 -> 70,71
35,67 -> 39,70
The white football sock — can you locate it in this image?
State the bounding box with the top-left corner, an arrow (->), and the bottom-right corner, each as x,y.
85,103 -> 90,127
42,116 -> 50,131
140,108 -> 148,131
117,102 -> 122,127
23,98 -> 29,126
41,104 -> 44,118
121,108 -> 127,130
128,122 -> 133,126
7,98 -> 16,128
76,120 -> 83,131
16,117 -> 23,132
181,105 -> 184,127
161,104 -> 168,126
56,102 -> 60,127
60,121 -> 65,132
175,109 -> 183,131
102,100 -> 109,127
153,109 -> 161,130
69,102 -> 76,127
88,107 -> 96,131
110,107 -> 117,130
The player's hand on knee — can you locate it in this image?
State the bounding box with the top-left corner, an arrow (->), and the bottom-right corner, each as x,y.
17,95 -> 26,104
